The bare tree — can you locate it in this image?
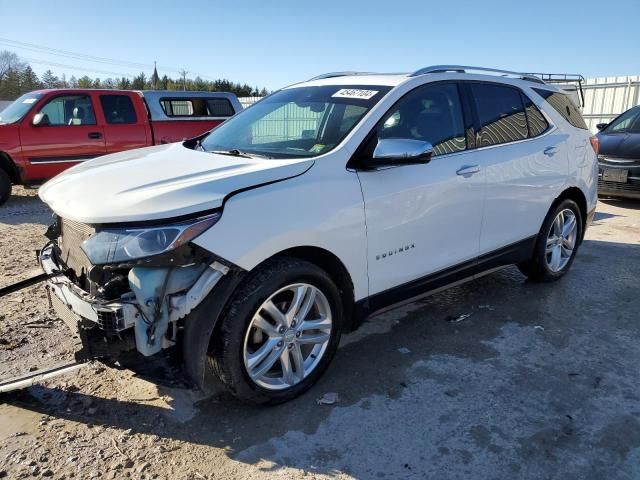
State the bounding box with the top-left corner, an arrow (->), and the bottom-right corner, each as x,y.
0,50 -> 26,81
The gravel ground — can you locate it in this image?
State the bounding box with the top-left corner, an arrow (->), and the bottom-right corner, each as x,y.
1,187 -> 639,480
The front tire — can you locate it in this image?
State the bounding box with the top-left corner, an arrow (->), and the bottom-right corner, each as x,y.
209,257 -> 343,404
0,169 -> 11,206
518,199 -> 583,282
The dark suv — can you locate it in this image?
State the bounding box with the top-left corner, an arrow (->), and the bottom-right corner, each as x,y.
596,105 -> 640,199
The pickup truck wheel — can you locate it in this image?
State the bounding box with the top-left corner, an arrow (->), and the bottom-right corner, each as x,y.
0,169 -> 11,206
517,199 -> 583,282
209,257 -> 343,404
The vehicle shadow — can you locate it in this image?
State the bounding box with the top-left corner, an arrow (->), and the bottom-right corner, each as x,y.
0,188 -> 52,226
599,198 -> 640,211
2,238 -> 639,477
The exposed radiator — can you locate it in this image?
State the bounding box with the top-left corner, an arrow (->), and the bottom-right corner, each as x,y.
58,218 -> 95,281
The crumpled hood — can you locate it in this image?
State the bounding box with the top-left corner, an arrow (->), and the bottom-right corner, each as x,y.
39,143 -> 314,224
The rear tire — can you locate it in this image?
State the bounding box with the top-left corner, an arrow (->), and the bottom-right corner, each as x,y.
209,257 -> 343,404
518,199 -> 583,282
0,169 -> 11,206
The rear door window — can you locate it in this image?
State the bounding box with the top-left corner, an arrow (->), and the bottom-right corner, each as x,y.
469,83 -> 528,147
100,95 -> 137,124
533,88 -> 588,130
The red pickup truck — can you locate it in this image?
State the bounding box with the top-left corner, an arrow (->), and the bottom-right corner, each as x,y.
0,89 -> 242,205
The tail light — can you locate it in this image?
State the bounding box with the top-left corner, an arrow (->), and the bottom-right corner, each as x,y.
589,136 -> 600,155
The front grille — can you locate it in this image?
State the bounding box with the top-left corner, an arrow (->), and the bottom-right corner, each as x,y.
598,177 -> 640,193
58,218 -> 95,281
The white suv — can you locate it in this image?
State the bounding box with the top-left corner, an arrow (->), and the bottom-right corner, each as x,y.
39,66 -> 598,403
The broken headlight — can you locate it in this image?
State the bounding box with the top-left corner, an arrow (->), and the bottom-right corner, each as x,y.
80,213 -> 221,264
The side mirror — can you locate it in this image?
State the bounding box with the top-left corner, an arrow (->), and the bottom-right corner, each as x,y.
596,123 -> 608,131
370,138 -> 433,167
32,112 -> 49,126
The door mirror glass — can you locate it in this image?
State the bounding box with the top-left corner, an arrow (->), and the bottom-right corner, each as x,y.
32,112 -> 49,126
371,138 -> 433,166
596,123 -> 609,131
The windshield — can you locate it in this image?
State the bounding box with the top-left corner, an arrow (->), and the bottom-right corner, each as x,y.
606,107 -> 640,133
0,92 -> 44,124
200,85 -> 392,159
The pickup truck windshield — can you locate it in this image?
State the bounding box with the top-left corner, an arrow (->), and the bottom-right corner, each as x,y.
200,85 -> 392,159
0,92 -> 44,124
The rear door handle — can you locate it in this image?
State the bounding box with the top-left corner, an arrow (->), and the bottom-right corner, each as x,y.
88,132 -> 102,139
544,146 -> 558,157
456,165 -> 480,176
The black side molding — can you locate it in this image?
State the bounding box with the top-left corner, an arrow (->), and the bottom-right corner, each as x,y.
353,235 -> 537,326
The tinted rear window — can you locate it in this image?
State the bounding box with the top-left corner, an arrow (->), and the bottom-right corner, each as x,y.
160,97 -> 235,118
470,83 -> 528,147
100,95 -> 137,124
533,88 -> 588,130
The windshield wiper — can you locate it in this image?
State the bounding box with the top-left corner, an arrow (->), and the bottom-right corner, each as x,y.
209,149 -> 273,159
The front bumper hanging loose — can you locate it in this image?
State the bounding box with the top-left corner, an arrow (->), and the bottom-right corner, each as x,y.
1,241 -> 230,394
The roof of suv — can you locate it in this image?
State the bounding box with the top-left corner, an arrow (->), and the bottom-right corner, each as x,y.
287,67 -> 564,93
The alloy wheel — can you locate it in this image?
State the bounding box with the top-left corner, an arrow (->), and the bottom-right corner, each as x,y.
545,208 -> 578,272
242,283 -> 333,390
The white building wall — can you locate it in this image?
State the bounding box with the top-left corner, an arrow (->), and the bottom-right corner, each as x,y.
582,76 -> 640,132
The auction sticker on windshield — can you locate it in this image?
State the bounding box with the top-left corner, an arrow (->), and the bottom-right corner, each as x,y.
332,89 -> 379,100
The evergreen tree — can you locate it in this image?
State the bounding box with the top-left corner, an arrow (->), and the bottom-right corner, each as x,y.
77,75 -> 93,88
116,77 -> 131,89
131,72 -> 146,90
41,70 -> 59,89
19,65 -> 42,92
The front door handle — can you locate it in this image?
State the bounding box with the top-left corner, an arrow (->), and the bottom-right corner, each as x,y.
88,132 -> 102,139
544,146 -> 558,157
456,165 -> 480,176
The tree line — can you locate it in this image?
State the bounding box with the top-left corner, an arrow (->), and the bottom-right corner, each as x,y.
0,50 -> 269,100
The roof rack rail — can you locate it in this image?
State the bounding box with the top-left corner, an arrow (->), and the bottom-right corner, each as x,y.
410,65 -> 545,84
525,73 -> 585,83
524,73 -> 586,107
307,71 -> 377,81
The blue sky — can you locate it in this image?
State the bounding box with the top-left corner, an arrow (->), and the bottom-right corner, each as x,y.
1,0 -> 638,90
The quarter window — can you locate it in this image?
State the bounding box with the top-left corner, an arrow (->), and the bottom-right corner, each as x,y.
521,93 -> 549,137
533,88 -> 588,130
100,95 -> 137,124
38,95 -> 96,126
377,83 -> 466,156
470,83 -> 527,147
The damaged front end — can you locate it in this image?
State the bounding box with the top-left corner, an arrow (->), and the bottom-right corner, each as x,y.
39,213 -> 233,362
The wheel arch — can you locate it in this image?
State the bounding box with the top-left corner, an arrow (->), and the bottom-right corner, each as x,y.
552,186 -> 588,242
271,246 -> 357,332
0,152 -> 20,184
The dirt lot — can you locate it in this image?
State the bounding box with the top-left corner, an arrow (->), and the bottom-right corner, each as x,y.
1,187 -> 639,480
